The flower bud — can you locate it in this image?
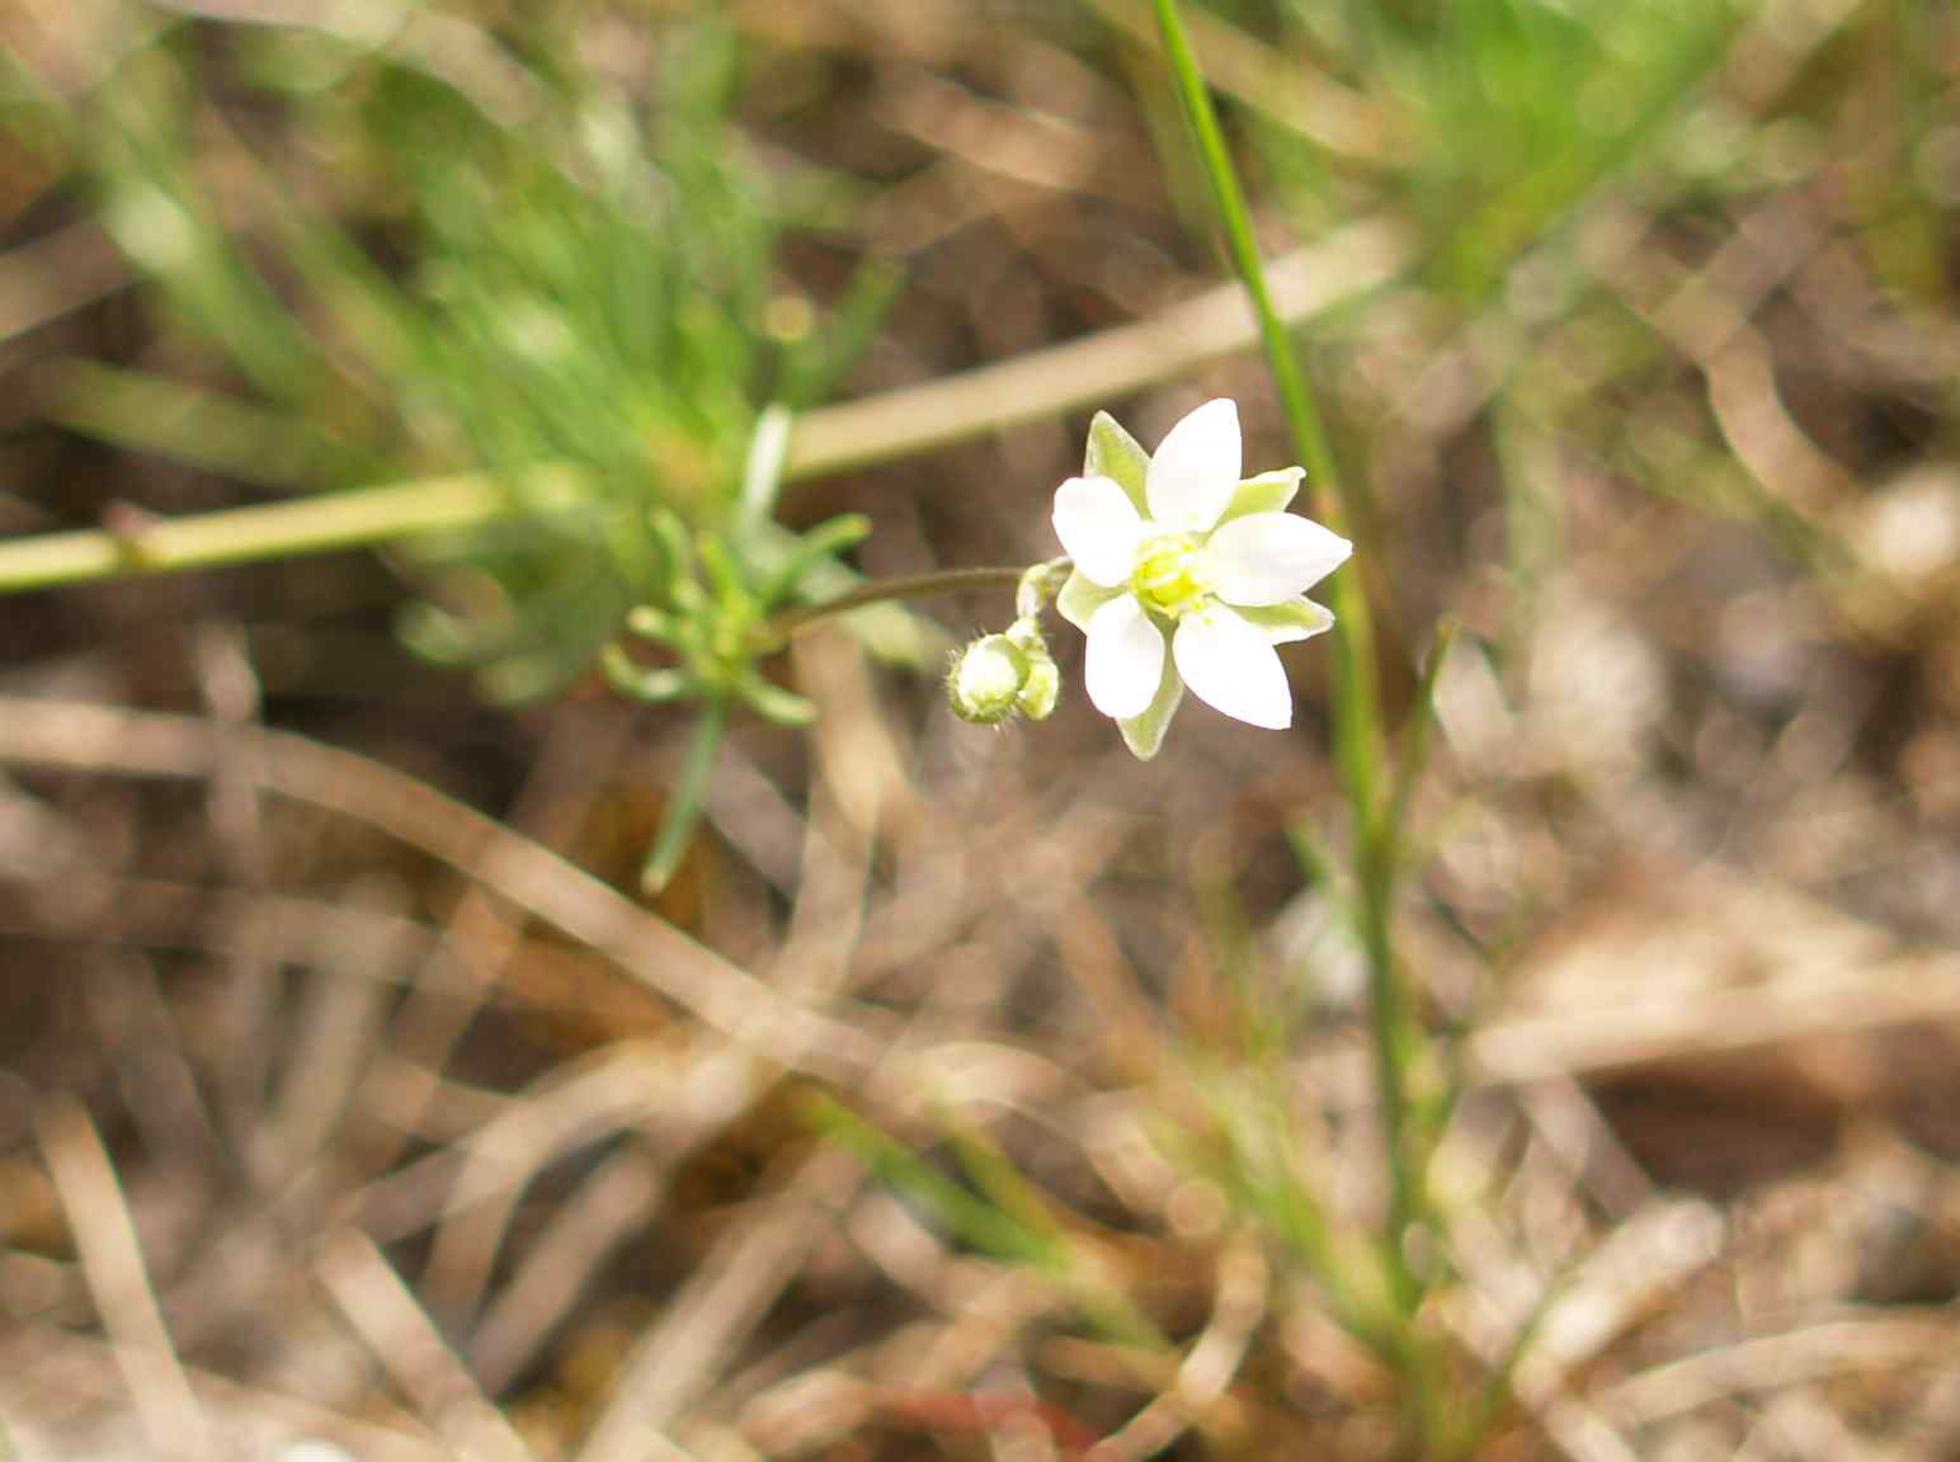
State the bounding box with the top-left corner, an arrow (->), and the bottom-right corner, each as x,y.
1015,642 -> 1059,721
947,634 -> 1029,725
1002,616 -> 1059,721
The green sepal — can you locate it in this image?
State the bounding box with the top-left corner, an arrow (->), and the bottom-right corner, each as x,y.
1234,597 -> 1335,645
1056,569 -> 1121,633
1117,645 -> 1184,761
1218,467 -> 1306,524
1084,410 -> 1151,513
1017,649 -> 1059,721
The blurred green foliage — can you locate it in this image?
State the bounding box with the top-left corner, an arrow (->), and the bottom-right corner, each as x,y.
1177,0 -> 1952,672
1220,0 -> 1740,300
23,12 -> 892,707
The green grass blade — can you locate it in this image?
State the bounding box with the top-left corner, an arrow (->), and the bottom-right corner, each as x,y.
640,698 -> 730,896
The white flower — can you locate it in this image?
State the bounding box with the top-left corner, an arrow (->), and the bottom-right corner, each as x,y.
1052,399 -> 1350,758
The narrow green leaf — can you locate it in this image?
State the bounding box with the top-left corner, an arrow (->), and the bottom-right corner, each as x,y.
804,1096 -> 1056,1267
642,698 -> 729,895
738,673 -> 816,727
760,512 -> 873,607
1381,618 -> 1461,879
41,360 -> 374,489
599,644 -> 687,703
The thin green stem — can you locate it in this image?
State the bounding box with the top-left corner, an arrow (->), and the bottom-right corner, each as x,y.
763,565 -> 1037,642
1148,0 -> 1425,1334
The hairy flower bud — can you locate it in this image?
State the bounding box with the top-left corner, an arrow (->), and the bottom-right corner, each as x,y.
947,634 -> 1030,725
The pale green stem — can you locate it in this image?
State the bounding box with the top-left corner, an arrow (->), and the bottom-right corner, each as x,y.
1147,0 -> 1426,1342
0,472 -> 555,594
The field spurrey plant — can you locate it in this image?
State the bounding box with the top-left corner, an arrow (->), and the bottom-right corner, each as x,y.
11,0 -> 1945,1455
5,0 -> 1449,1429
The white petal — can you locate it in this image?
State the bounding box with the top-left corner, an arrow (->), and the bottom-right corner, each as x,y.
1146,398 -> 1241,531
1203,512 -> 1352,606
1085,595 -> 1167,720
1052,475 -> 1143,587
1173,609 -> 1293,729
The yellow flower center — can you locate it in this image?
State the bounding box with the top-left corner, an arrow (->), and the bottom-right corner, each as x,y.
1131,532 -> 1210,619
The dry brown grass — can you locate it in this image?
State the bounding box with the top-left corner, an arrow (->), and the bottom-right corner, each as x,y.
1,0 -> 1957,1457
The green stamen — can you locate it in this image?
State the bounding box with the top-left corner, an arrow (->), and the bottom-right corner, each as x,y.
1131,532 -> 1210,619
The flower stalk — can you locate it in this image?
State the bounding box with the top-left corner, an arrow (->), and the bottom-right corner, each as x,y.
761,565 -> 1037,644
1148,0 -> 1430,1373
